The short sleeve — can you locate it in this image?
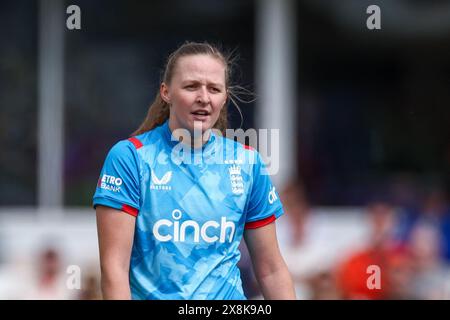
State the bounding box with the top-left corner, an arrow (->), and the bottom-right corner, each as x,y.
244,151 -> 284,229
93,140 -> 141,216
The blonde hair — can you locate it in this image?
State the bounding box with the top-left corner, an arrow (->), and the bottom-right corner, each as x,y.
132,41 -> 245,137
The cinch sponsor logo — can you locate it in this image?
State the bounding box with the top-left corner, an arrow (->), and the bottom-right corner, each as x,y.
153,209 -> 236,243
150,171 -> 172,191
268,186 -> 278,204
99,174 -> 122,192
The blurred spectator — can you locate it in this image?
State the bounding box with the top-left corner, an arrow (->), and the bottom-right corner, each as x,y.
383,245 -> 414,299
408,221 -> 450,299
391,186 -> 450,299
335,201 -> 403,299
20,246 -> 75,300
420,188 -> 450,262
0,244 -> 98,300
276,181 -> 339,299
278,182 -> 310,248
397,187 -> 450,262
307,270 -> 340,300
77,267 -> 102,300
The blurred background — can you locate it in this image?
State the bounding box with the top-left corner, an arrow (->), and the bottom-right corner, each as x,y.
0,0 -> 449,299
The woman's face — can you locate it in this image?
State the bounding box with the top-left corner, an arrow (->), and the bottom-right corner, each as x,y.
161,54 -> 227,135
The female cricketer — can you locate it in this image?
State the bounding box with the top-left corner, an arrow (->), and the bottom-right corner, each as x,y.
93,41 -> 296,300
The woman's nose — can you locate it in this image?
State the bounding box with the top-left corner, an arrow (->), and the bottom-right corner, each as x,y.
196,87 -> 210,104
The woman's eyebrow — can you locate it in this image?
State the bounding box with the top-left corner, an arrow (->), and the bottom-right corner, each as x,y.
181,79 -> 224,88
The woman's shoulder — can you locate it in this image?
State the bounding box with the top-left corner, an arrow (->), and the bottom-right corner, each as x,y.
104,127 -> 158,156
130,125 -> 164,148
105,139 -> 140,162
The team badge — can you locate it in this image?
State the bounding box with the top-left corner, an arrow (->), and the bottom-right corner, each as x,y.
228,165 -> 244,195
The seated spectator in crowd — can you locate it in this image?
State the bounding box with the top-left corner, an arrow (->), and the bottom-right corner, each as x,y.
336,201 -> 401,299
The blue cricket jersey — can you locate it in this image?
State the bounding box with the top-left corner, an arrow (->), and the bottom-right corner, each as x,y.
93,120 -> 284,300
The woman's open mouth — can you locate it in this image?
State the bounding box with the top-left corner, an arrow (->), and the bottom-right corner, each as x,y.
191,110 -> 211,121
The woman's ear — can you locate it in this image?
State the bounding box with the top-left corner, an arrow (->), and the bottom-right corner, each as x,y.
223,96 -> 229,108
160,83 -> 170,103
223,92 -> 229,107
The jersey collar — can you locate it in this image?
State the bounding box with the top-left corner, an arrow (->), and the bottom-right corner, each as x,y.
161,120 -> 218,159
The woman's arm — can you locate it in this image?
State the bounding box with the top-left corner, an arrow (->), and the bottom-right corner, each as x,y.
96,205 -> 136,300
244,222 -> 296,300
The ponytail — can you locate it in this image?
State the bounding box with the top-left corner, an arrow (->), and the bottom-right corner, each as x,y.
131,93 -> 170,136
